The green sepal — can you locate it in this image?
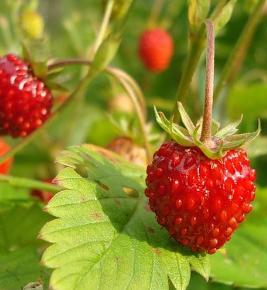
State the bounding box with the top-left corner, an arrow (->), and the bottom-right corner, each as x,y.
215,115 -> 243,138
154,103 -> 261,160
154,107 -> 193,146
177,102 -> 195,134
31,61 -> 48,79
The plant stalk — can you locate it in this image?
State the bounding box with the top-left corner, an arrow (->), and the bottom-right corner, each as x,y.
200,20 -> 215,144
0,174 -> 62,193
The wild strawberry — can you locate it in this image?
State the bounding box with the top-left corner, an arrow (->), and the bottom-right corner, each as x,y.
138,28 -> 174,72
31,179 -> 54,204
0,139 -> 13,174
146,22 -> 260,253
0,54 -> 53,138
145,141 -> 256,254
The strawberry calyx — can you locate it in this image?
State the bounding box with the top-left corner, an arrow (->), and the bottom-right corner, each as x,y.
155,102 -> 260,159
22,43 -> 68,92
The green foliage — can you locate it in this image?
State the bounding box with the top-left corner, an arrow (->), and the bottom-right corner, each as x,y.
41,145 -> 209,290
0,247 -> 42,290
227,84 -> 267,123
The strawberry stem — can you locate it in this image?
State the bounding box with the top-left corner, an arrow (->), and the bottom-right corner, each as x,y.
200,20 -> 215,145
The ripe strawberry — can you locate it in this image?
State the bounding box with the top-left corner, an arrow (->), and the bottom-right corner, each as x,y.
0,139 -> 13,174
138,28 -> 174,72
146,103 -> 259,254
145,141 -> 256,254
31,179 -> 53,204
0,54 -> 53,138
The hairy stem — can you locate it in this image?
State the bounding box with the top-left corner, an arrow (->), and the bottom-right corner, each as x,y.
214,0 -> 266,102
0,174 -> 62,193
200,20 -> 215,144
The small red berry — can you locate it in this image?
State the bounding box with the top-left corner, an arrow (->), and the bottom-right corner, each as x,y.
145,141 -> 256,254
0,54 -> 53,138
0,139 -> 13,174
31,179 -> 54,204
138,28 -> 174,72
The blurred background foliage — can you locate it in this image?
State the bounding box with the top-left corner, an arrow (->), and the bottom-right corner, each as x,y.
0,0 -> 267,289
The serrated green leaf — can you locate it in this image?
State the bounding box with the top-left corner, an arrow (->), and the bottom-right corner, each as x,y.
177,102 -> 196,135
215,116 -> 243,138
0,247 -> 42,290
210,187 -> 267,288
188,0 -> 211,32
213,0 -> 237,32
41,145 -> 209,290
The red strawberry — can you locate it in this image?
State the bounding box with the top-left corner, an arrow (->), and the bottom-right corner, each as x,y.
146,99 -> 260,254
0,54 -> 53,138
31,179 -> 54,204
138,28 -> 174,72
145,141 -> 256,254
0,139 -> 13,174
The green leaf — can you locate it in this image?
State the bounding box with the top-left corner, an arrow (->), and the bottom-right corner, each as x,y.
188,0 -> 211,32
0,247 -> 42,290
213,0 -> 237,32
41,145 -> 210,290
210,187 -> 267,288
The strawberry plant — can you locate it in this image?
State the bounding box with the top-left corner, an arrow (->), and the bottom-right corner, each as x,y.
0,0 -> 267,290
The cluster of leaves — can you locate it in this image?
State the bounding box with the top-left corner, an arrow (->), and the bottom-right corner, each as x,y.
0,0 -> 267,290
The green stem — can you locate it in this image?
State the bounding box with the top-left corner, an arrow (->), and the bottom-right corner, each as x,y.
0,174 -> 62,193
172,0 -> 231,122
213,0 -> 265,102
93,0 -> 114,55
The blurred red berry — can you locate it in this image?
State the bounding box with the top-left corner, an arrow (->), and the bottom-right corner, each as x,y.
0,54 -> 53,138
138,28 -> 174,72
145,141 -> 256,254
0,139 -> 12,174
31,179 -> 54,204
